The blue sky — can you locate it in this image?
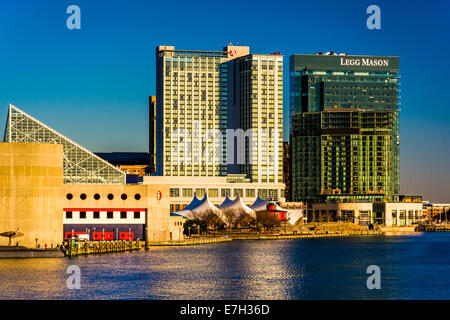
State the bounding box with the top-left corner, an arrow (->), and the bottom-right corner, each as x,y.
0,0 -> 449,201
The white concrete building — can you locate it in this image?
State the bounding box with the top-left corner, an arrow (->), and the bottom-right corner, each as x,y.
143,175 -> 285,213
307,202 -> 423,226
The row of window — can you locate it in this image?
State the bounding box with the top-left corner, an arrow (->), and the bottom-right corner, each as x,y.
65,232 -> 134,241
66,193 -> 141,201
170,188 -> 281,199
65,211 -> 141,219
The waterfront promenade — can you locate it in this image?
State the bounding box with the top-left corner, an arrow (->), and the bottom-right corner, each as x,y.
64,229 -> 382,256
62,221 -> 440,257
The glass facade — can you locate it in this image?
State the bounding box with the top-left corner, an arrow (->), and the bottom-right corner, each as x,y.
290,54 -> 400,202
4,104 -> 126,184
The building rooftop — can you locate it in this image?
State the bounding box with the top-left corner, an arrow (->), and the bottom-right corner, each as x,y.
95,152 -> 150,166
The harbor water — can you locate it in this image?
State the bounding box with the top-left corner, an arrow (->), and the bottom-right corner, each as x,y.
0,233 -> 449,300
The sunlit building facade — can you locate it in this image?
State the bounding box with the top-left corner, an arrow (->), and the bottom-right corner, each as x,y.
227,53 -> 284,184
155,46 -> 230,177
155,45 -> 284,187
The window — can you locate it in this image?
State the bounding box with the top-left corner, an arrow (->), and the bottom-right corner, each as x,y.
107,211 -> 113,219
182,188 -> 192,197
66,193 -> 73,200
80,211 -> 86,219
259,189 -> 268,199
93,211 -> 100,219
94,193 -> 100,200
221,189 -> 231,197
107,193 -> 114,200
208,189 -> 218,198
170,188 -> 180,197
121,193 -> 127,200
246,189 -> 255,198
134,212 -> 140,219
80,193 -> 87,200
120,212 -> 127,219
196,188 -> 206,198
234,189 -> 243,197
135,193 -> 141,200
66,211 -> 72,219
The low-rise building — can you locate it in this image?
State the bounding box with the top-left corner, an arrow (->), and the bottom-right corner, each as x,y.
307,199 -> 423,226
143,175 -> 286,213
422,202 -> 450,222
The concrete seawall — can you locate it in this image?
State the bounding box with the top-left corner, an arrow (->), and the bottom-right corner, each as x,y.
380,226 -> 417,233
0,247 -> 65,259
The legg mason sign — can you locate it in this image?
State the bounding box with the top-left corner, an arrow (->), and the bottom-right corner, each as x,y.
340,57 -> 389,67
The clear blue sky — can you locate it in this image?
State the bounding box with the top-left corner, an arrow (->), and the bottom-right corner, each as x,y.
0,0 -> 449,202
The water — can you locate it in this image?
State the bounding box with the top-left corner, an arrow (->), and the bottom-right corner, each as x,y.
0,233 -> 449,300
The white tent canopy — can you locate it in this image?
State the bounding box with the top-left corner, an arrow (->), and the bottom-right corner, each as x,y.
218,195 -> 233,208
250,196 -> 269,212
177,193 -> 201,213
176,194 -> 225,222
219,196 -> 256,219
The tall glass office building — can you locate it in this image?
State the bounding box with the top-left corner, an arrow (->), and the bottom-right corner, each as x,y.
290,53 -> 400,203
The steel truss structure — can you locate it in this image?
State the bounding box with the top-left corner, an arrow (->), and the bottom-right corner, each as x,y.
4,104 -> 126,184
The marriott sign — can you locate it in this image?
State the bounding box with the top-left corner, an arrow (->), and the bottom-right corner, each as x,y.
340,57 -> 389,67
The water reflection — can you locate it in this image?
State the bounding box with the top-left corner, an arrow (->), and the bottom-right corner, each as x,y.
0,233 -> 449,300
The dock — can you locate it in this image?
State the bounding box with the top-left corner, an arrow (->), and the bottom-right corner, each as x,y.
229,230 -> 382,240
65,240 -> 142,257
148,237 -> 232,246
415,225 -> 450,232
0,246 -> 65,259
64,230 -> 385,255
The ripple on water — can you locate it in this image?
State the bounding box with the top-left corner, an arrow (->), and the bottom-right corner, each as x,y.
0,234 -> 449,299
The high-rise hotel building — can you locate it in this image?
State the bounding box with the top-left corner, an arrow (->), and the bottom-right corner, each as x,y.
155,46 -> 229,177
290,53 -> 400,203
227,53 -> 284,184
155,45 -> 283,186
